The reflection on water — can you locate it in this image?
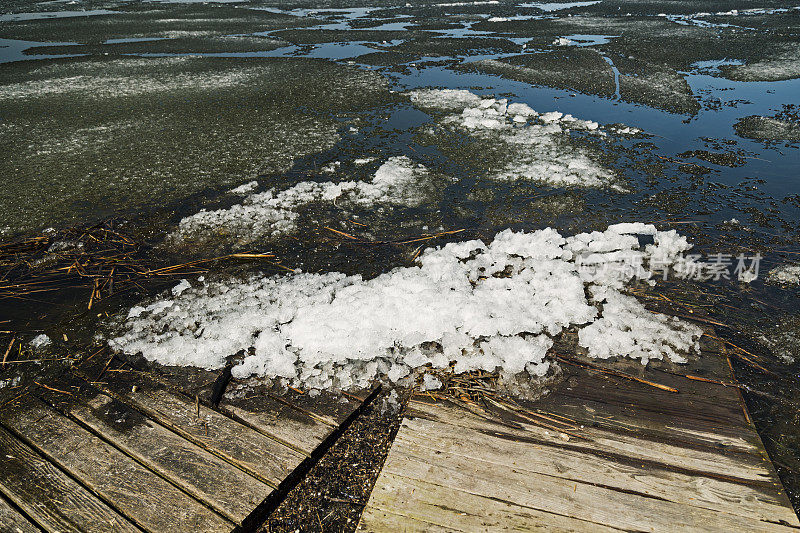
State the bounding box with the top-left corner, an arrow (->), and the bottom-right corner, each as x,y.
0,37 -> 81,63
391,63 -> 800,198
519,1 -> 601,11
560,34 -> 616,47
104,37 -> 168,45
0,9 -> 118,22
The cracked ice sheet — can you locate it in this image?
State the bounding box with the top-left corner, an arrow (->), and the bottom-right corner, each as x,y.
409,88 -> 626,191
109,223 -> 702,391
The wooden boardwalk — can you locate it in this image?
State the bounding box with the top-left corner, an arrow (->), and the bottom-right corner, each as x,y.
2,329 -> 798,532
0,352 -> 366,532
359,333 -> 800,532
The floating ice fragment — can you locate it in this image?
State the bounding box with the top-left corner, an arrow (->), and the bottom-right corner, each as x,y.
608,222 -> 657,235
507,102 -> 537,117
229,181 -> 258,195
321,161 -> 341,173
30,334 -> 52,349
410,89 -> 623,190
408,88 -> 483,109
540,111 -> 564,123
169,156 -> 431,245
766,264 -> 800,285
171,279 -> 191,297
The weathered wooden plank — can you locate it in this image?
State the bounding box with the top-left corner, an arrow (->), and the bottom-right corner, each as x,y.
0,426 -> 140,533
556,344 -> 750,426
558,355 -> 748,412
35,375 -> 274,524
359,505 -> 461,533
534,346 -> 767,454
77,359 -> 336,457
1,398 -> 233,532
81,367 -> 311,472
407,400 -> 774,483
219,396 -> 332,455
363,326 -> 798,531
392,416 -> 798,524
360,472 -> 625,532
380,440 -> 798,532
0,494 -> 39,533
552,373 -> 748,428
267,387 -> 364,426
123,356 -> 365,428
73,395 -> 271,522
79,351 -> 364,427
532,393 -> 762,453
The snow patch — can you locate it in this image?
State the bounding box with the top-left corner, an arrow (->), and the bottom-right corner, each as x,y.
579,287 -> 699,364
408,89 -> 622,190
409,88 -> 483,110
110,225 -> 702,391
168,156 -> 430,245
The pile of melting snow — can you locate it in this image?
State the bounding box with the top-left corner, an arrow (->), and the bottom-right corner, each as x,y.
110,223 -> 703,391
169,156 -> 429,244
409,88 -> 628,190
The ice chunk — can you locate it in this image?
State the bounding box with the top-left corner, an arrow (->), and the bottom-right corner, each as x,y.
767,264 -> 800,285
30,334 -> 52,349
579,288 -> 702,364
171,279 -> 191,297
412,89 -> 622,190
387,363 -> 410,382
229,181 -> 258,195
540,111 -> 564,123
608,222 -> 657,235
507,102 -> 537,117
422,374 -> 443,390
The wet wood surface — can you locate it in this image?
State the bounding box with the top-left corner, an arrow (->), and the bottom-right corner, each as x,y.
358,333 -> 800,532
0,353 -> 365,532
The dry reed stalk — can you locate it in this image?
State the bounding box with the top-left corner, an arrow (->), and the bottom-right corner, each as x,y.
1,337 -> 14,368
